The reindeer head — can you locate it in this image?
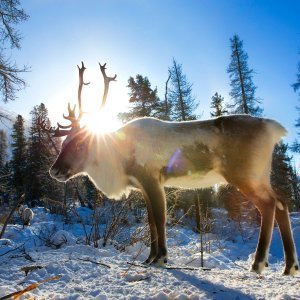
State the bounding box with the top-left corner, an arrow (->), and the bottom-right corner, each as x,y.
39,62 -> 117,182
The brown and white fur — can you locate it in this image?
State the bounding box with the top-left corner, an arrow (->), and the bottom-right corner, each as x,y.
50,114 -> 299,275
22,208 -> 34,228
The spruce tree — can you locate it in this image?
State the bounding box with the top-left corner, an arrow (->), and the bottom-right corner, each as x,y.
271,142 -> 298,210
10,114 -> 27,198
291,55 -> 300,152
227,34 -> 262,116
0,130 -> 7,167
118,75 -> 161,122
210,92 -> 228,117
168,59 -> 199,223
26,103 -> 63,204
0,129 -> 9,198
168,59 -> 198,121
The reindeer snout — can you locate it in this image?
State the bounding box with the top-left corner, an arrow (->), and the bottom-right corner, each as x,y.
49,166 -> 62,180
49,165 -> 71,182
49,166 -> 59,178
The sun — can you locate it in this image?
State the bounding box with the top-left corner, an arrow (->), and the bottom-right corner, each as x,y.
80,109 -> 122,134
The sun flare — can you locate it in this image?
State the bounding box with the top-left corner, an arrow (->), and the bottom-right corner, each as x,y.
80,110 -> 122,134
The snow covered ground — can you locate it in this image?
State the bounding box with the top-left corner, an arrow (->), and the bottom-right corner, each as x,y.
0,207 -> 299,299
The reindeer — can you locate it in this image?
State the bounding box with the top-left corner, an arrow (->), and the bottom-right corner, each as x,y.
40,62 -> 298,275
22,208 -> 34,228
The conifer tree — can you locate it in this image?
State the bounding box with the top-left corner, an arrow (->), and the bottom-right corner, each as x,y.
227,35 -> 262,116
0,129 -> 9,198
168,59 -> 198,121
0,130 -> 7,167
10,114 -> 27,197
118,75 -> 161,122
271,142 -> 298,210
26,103 -> 62,204
167,59 -> 199,223
210,92 -> 228,117
291,55 -> 300,152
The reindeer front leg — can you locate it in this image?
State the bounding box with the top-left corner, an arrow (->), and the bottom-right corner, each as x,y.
143,194 -> 158,264
142,179 -> 168,265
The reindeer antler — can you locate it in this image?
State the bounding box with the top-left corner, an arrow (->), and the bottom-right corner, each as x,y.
37,117 -> 72,138
38,61 -> 117,141
99,63 -> 117,109
77,61 -> 90,119
38,62 -> 90,138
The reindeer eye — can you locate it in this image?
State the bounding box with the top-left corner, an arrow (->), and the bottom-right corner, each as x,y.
76,142 -> 85,151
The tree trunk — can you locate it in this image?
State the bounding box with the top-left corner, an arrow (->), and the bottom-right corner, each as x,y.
174,62 -> 186,121
164,71 -> 171,118
234,36 -> 248,114
0,194 -> 24,239
195,191 -> 201,233
194,191 -> 204,267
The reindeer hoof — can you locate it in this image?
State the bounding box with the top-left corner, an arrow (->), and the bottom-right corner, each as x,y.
143,257 -> 154,265
250,261 -> 265,274
152,255 -> 168,267
283,263 -> 299,276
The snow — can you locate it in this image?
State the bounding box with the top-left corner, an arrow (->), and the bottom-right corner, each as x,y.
0,207 -> 299,299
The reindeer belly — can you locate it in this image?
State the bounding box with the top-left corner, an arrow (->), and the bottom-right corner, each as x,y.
163,170 -> 227,189
159,145 -> 227,189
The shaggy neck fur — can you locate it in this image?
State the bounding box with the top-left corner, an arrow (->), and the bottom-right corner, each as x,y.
84,132 -> 129,199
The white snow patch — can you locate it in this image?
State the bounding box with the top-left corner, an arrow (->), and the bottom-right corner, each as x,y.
0,207 -> 299,299
50,230 -> 77,248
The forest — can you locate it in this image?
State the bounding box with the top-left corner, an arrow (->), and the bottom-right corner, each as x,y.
0,1 -> 300,299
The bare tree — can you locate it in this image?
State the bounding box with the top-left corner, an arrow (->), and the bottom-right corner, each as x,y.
0,0 -> 29,103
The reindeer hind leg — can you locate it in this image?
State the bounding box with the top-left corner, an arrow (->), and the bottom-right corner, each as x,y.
250,195 -> 276,274
275,199 -> 299,275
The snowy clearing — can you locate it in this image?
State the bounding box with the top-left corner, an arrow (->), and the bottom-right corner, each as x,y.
0,207 -> 299,300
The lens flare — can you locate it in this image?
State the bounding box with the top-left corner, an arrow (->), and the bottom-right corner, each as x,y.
80,110 -> 122,134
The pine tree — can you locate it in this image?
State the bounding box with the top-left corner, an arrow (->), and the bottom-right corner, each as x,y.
168,59 -> 198,121
118,75 -> 161,123
291,55 -> 300,152
0,130 -> 7,167
290,164 -> 300,211
271,142 -> 298,210
0,129 -> 9,198
26,103 -> 63,204
83,175 -> 99,209
210,92 -> 228,117
10,114 -> 27,198
227,34 -> 262,116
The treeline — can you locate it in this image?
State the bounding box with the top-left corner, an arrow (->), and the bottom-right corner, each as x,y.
119,34 -> 300,213
0,34 -> 299,224
0,104 -> 62,205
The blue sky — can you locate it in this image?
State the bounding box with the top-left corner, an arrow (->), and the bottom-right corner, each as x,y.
4,0 -> 300,156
